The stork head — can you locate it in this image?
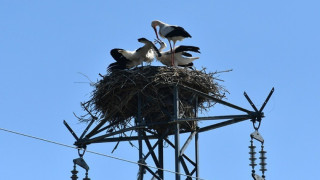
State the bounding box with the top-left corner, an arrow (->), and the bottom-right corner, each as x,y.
154,39 -> 166,52
151,20 -> 161,40
138,37 -> 151,44
159,41 -> 167,52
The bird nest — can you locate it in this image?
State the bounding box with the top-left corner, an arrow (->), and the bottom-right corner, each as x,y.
81,66 -> 228,135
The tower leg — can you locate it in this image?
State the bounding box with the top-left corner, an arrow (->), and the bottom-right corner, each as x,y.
195,128 -> 199,179
137,92 -> 145,180
138,129 -> 144,180
175,123 -> 180,180
173,85 -> 180,180
195,95 -> 199,179
158,136 -> 164,179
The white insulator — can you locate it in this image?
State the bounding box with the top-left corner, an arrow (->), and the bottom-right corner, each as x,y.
259,145 -> 267,173
249,140 -> 257,168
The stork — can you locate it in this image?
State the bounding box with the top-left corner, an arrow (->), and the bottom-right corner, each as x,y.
155,39 -> 200,67
151,20 -> 192,66
108,38 -> 161,72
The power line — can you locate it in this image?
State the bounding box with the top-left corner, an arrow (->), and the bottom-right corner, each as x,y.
0,127 -> 205,180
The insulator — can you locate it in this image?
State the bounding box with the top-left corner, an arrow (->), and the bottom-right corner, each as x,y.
249,140 -> 257,168
83,170 -> 90,180
71,164 -> 78,180
71,174 -> 78,180
250,162 -> 257,167
259,166 -> 267,174
251,169 -> 256,175
259,145 -> 267,173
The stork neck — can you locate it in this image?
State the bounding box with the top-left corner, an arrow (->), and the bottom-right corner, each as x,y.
159,43 -> 167,52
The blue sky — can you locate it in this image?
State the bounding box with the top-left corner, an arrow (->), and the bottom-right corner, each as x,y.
0,0 -> 319,179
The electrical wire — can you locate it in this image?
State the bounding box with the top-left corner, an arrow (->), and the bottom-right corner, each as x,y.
0,127 -> 205,180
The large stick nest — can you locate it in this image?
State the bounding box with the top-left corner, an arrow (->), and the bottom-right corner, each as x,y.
82,66 -> 228,134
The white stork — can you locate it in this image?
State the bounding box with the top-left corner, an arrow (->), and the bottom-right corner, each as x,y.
151,20 -> 192,66
108,38 -> 161,72
155,39 -> 200,67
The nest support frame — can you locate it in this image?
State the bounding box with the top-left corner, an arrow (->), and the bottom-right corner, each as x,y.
64,84 -> 274,180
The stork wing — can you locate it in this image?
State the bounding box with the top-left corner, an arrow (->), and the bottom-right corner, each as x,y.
108,48 -> 130,72
178,62 -> 193,68
137,38 -> 161,57
182,52 -> 192,57
174,45 -> 200,54
165,26 -> 192,38
107,60 -> 129,72
110,48 -> 125,62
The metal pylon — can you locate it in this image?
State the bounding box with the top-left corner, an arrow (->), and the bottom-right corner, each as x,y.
64,85 -> 274,180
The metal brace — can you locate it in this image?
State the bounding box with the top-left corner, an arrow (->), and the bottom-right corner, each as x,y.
73,157 -> 90,172
253,174 -> 265,180
250,130 -> 264,144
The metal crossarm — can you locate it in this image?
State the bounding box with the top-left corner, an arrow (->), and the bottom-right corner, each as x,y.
64,120 -> 79,141
259,87 -> 274,114
180,85 -> 252,114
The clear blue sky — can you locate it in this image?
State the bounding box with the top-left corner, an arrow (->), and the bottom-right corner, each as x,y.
0,0 -> 319,179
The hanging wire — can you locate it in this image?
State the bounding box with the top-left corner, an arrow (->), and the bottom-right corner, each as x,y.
0,127 -> 205,180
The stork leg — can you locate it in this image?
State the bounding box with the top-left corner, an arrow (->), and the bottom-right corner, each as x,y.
168,40 -> 174,67
172,41 -> 176,67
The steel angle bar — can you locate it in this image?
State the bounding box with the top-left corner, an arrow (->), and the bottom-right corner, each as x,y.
79,104 -> 98,140
142,132 -> 160,168
143,120 -> 172,128
63,120 -> 79,141
164,138 -> 196,167
190,168 -> 196,176
90,135 -> 159,143
79,118 -> 96,140
144,140 -> 159,160
173,85 -> 181,180
137,92 -> 142,123
78,126 -> 144,146
144,167 -> 161,180
158,137 -> 164,179
198,118 -> 250,133
182,154 -> 196,167
86,118 -> 124,139
176,114 -> 253,123
195,129 -> 199,178
85,108 -> 142,139
144,131 -> 169,160
180,131 -> 196,155
244,92 -> 259,112
179,85 -> 252,113
180,156 -> 192,180
137,92 -> 144,180
84,117 -> 110,139
259,87 -> 275,113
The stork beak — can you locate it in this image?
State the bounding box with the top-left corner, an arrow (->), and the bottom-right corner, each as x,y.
153,27 -> 160,40
154,39 -> 160,44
